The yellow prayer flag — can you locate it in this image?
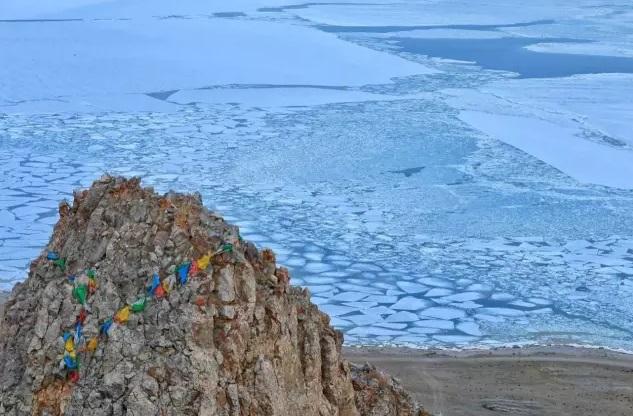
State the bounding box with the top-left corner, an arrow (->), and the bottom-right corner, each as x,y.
114,306 -> 131,324
86,337 -> 98,353
197,254 -> 212,270
64,337 -> 75,353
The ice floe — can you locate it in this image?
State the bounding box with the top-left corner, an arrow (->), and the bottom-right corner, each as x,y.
385,311 -> 418,323
391,297 -> 433,311
418,307 -> 467,320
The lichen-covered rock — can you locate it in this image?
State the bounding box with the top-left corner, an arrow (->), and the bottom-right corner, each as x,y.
0,176 -> 429,416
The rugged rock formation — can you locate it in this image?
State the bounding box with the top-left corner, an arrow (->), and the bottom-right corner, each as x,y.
0,176 -> 429,416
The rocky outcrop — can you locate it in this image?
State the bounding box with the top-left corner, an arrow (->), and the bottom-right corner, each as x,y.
0,176 -> 429,416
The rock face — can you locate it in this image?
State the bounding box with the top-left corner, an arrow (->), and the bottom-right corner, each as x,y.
0,176 -> 428,416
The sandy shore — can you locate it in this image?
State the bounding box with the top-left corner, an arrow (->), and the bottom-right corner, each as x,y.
345,346 -> 633,416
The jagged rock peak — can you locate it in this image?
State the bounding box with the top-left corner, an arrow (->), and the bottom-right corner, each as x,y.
0,176 -> 429,416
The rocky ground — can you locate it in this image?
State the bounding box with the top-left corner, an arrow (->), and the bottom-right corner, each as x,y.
0,176 -> 427,416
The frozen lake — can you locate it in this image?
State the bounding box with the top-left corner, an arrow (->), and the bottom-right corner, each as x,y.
2,0 -> 633,350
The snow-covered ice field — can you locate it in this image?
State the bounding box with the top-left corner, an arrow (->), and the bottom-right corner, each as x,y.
2,0 -> 633,350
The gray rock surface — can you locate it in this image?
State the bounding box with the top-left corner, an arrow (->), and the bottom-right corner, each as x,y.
0,176 -> 428,416
0,291 -> 7,319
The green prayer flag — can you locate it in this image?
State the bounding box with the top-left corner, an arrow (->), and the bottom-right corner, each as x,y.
86,269 -> 96,279
223,243 -> 233,253
131,298 -> 146,313
72,284 -> 87,305
53,258 -> 66,271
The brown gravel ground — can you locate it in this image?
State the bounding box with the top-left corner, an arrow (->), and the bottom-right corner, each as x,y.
345,345 -> 633,416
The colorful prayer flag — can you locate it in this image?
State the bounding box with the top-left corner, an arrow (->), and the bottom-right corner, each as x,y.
177,262 -> 190,285
131,298 -> 146,313
86,337 -> 98,353
72,284 -> 88,305
147,273 -> 160,296
100,319 -> 113,336
197,254 -> 211,270
68,370 -> 80,383
64,355 -> 78,370
114,306 -> 130,324
53,258 -> 66,271
64,336 -> 75,353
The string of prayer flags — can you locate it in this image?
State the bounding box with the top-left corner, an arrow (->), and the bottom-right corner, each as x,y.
57,246 -> 233,383
114,306 -> 130,324
47,251 -> 60,261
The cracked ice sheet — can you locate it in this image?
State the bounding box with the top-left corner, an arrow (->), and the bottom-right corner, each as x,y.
168,87 -> 432,108
2,105 -> 633,350
0,16 -> 434,112
444,73 -> 633,189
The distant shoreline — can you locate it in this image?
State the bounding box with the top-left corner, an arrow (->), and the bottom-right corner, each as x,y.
345,345 -> 633,415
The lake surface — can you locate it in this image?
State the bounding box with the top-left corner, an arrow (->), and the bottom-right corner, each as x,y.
393,37 -> 633,78
2,0 -> 633,351
316,20 -> 556,33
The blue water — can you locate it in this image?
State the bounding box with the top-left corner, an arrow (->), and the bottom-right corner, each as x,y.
258,3 -> 378,13
316,20 -> 556,33
393,37 -> 633,78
